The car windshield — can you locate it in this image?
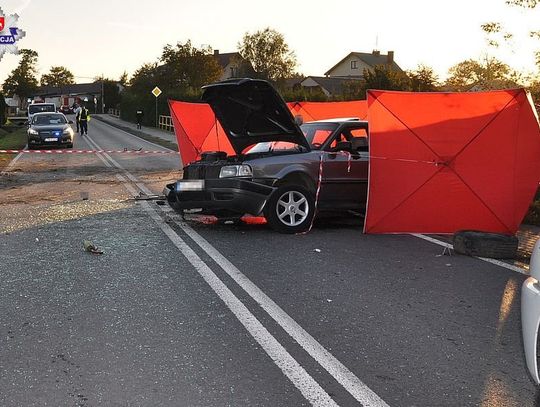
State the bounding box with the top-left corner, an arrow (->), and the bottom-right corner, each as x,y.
29,105 -> 55,114
32,114 -> 67,125
245,122 -> 339,154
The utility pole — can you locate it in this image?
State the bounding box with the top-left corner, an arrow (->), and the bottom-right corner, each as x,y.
101,77 -> 105,114
152,86 -> 162,128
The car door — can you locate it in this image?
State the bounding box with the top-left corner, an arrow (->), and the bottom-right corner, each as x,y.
318,124 -> 369,210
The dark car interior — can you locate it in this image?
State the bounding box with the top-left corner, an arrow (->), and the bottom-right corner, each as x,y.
328,126 -> 369,153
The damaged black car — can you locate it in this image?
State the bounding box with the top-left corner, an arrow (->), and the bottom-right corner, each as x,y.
165,78 -> 369,233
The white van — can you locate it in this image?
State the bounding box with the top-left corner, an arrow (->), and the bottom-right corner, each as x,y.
28,103 -> 56,122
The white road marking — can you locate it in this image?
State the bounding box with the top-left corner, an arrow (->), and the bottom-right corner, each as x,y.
174,218 -> 390,407
411,233 -> 527,275
85,133 -> 343,407
145,202 -> 339,407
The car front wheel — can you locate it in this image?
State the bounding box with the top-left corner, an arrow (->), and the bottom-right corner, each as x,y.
264,184 -> 315,234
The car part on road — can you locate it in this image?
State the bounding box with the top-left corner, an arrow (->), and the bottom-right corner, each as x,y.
264,184 -> 315,233
83,240 -> 103,255
452,230 -> 518,259
133,192 -> 167,201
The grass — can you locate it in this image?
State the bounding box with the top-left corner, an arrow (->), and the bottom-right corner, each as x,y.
0,126 -> 27,170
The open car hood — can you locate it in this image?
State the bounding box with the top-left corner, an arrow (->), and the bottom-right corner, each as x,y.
201,78 -> 310,154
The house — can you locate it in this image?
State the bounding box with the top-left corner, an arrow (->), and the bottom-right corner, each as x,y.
324,50 -> 402,78
297,76 -> 363,98
4,95 -> 22,115
214,50 -> 247,80
32,82 -> 105,110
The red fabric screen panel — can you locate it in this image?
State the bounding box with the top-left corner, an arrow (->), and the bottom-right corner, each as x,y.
169,100 -> 233,165
294,101 -> 367,121
364,89 -> 540,234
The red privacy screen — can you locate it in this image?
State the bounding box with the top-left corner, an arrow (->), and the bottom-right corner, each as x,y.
364,89 -> 540,235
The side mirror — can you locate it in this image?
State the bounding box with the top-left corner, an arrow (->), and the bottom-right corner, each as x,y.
68,120 -> 74,124
334,141 -> 352,152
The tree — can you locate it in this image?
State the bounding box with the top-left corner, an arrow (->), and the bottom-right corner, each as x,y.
129,62 -> 160,95
0,92 -> 7,126
40,66 -> 75,87
359,65 -> 410,97
445,56 -> 520,90
93,76 -> 121,112
407,65 -> 440,91
160,40 -> 223,91
2,49 -> 39,106
481,1 -> 540,69
119,71 -> 129,87
238,27 -> 297,82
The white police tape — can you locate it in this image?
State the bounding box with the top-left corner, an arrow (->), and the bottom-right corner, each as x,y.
0,149 -> 176,154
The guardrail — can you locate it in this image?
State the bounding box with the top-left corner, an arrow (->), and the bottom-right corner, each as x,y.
108,108 -> 120,117
159,115 -> 174,132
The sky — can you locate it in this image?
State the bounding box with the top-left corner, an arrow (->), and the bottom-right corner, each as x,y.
0,0 -> 539,86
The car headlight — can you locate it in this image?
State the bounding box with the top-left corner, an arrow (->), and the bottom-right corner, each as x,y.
63,128 -> 73,136
28,128 -> 38,135
219,165 -> 252,178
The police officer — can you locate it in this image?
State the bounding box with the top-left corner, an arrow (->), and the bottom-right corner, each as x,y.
73,104 -> 81,133
79,105 -> 90,136
136,109 -> 144,129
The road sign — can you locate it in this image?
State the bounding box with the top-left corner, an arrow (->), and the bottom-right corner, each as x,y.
152,87 -> 162,98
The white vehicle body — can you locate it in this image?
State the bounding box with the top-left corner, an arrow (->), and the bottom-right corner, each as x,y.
28,103 -> 56,122
522,239 -> 540,383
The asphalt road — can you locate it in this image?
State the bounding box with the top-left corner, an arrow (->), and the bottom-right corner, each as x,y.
0,118 -> 538,406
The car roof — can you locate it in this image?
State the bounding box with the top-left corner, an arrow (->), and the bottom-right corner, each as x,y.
305,118 -> 368,125
33,111 -> 63,116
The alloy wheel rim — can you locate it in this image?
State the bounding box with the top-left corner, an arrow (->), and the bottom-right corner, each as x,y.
276,190 -> 309,227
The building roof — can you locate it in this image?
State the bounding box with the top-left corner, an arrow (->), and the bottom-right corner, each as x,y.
324,51 -> 402,76
213,51 -> 242,69
34,82 -> 103,97
302,76 -> 363,96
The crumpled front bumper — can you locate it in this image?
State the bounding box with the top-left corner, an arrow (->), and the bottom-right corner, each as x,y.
164,178 -> 275,216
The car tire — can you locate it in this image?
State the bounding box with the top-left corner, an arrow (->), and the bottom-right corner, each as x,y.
452,230 -> 518,259
67,144 -> 73,149
264,184 -> 315,234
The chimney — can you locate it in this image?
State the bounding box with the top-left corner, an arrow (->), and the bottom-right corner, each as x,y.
372,50 -> 380,56
387,51 -> 394,63
214,49 -> 219,56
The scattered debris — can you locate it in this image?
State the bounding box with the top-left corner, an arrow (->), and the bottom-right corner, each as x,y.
83,240 -> 103,255
131,192 -> 166,201
80,191 -> 89,201
327,299 -> 333,302
314,249 -> 321,253
156,200 -> 166,206
35,237 -> 39,242
442,246 -> 453,256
